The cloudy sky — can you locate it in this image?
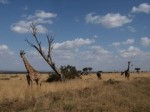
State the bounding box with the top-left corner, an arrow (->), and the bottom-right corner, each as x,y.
0,0 -> 150,71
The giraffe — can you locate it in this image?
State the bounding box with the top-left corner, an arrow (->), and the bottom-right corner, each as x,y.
20,50 -> 41,87
121,61 -> 131,79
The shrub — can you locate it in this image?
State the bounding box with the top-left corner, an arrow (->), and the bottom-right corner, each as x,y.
46,73 -> 60,82
60,65 -> 79,79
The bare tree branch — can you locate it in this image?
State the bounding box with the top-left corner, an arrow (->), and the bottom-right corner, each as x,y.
46,33 -> 54,62
30,23 -> 43,52
30,23 -> 37,37
25,38 -> 39,51
25,23 -> 65,81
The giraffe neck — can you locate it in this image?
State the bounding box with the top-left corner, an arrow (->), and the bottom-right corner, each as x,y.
126,62 -> 130,71
21,56 -> 37,74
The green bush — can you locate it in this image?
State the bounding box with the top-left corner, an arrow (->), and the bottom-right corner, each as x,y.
60,65 -> 79,79
46,73 -> 60,82
46,65 -> 80,82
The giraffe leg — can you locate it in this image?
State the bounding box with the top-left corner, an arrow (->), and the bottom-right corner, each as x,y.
31,80 -> 33,88
26,75 -> 30,87
35,79 -> 39,86
27,79 -> 30,87
35,79 -> 42,87
39,80 -> 42,86
125,73 -> 127,78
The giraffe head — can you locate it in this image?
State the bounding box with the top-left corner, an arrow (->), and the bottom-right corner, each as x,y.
128,61 -> 131,65
128,61 -> 133,67
20,50 -> 26,58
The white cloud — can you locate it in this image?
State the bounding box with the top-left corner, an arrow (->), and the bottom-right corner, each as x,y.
123,39 -> 134,45
85,13 -> 100,24
0,44 -> 8,50
52,45 -> 111,70
141,37 -> 150,46
112,42 -> 121,46
11,10 -> 57,33
112,39 -> 134,46
28,38 -> 95,61
93,35 -> 98,39
0,0 -> 9,4
85,13 -> 132,28
53,38 -> 95,50
0,44 -> 14,55
119,46 -> 140,58
35,10 -> 57,19
127,26 -> 136,32
91,45 -> 108,54
131,3 -> 150,14
11,20 -> 30,33
36,25 -> 48,33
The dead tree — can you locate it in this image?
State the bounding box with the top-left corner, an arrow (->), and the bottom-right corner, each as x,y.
25,23 -> 64,81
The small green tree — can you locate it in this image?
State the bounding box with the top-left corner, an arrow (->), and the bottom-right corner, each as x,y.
60,65 -> 79,79
83,67 -> 88,75
88,67 -> 92,73
46,65 -> 81,82
135,68 -> 140,73
82,67 -> 92,75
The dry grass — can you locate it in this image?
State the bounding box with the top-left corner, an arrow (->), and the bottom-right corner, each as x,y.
0,72 -> 150,112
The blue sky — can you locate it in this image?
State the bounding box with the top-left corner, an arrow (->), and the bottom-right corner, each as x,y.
0,0 -> 150,71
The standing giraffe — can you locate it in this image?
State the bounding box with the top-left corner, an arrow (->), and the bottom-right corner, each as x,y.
121,61 -> 131,79
20,50 -> 41,87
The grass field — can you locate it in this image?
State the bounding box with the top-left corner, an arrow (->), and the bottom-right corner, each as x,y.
0,72 -> 150,112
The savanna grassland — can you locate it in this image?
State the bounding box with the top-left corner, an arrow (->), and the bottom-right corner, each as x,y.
0,72 -> 150,112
